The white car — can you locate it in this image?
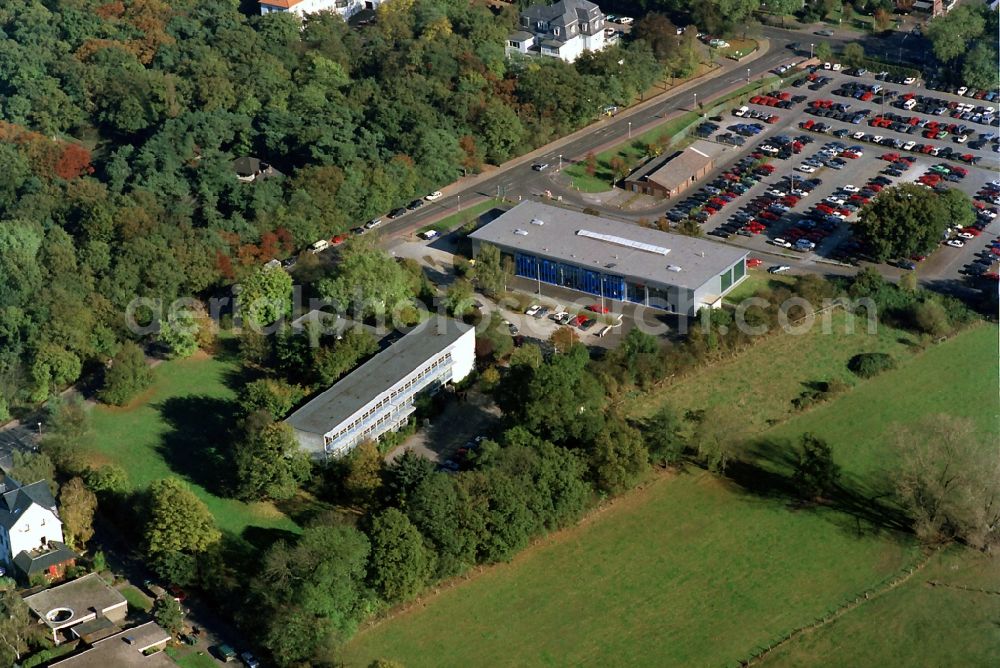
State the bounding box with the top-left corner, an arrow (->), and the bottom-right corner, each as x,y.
771,238 -> 793,248
957,86 -> 968,96
525,304 -> 541,316
796,164 -> 817,173
767,188 -> 787,197
424,191 -> 443,201
903,76 -> 917,85
903,141 -> 916,150
853,131 -> 866,140
955,135 -> 968,143
825,196 -> 846,205
768,265 -> 792,273
832,63 -> 842,71
419,229 -> 439,240
617,16 -> 634,25
843,184 -> 860,193
946,239 -> 965,248
957,231 -> 976,239
872,135 -> 884,143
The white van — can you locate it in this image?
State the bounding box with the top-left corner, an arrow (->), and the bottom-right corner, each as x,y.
310,239 -> 330,254
734,106 -> 749,117
902,98 -> 917,111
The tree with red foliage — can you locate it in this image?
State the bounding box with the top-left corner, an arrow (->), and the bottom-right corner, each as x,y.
54,144 -> 94,180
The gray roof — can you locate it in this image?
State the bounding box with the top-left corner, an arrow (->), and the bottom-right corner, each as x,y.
523,0 -> 601,28
509,30 -> 535,42
24,573 -> 126,628
638,140 -> 728,192
14,541 -> 77,575
0,475 -> 57,530
50,622 -> 172,668
468,201 -> 748,291
285,318 -> 473,441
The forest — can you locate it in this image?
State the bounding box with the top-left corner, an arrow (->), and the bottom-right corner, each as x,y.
0,0 -> 674,410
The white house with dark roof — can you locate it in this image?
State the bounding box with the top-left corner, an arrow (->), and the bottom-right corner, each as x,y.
0,474 -> 76,580
509,0 -> 607,62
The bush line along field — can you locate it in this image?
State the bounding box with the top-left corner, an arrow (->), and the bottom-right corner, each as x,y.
342,323 -> 999,667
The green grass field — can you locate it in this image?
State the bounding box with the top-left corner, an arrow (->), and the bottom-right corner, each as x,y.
88,351 -> 300,540
119,584 -> 153,612
629,309 -> 919,430
166,647 -> 220,668
343,323 -> 999,667
418,199 -> 504,235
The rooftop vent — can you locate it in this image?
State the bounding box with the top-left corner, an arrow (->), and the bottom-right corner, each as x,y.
576,229 -> 670,256
514,229 -> 529,236
606,263 -> 617,269
530,218 -> 545,225
667,265 -> 683,272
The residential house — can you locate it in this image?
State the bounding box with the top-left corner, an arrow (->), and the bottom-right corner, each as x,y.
0,474 -> 76,581
508,0 -> 607,63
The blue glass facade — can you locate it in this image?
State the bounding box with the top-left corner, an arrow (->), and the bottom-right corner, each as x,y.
515,252 -> 627,300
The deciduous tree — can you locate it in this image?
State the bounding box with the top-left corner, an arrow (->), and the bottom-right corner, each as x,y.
59,477 -> 98,549
367,508 -> 432,602
100,342 -> 153,405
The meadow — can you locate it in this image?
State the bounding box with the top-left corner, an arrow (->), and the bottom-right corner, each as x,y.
87,348 -> 301,540
342,323 -> 999,667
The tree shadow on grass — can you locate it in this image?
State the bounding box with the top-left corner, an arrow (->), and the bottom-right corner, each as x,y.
240,526 -> 301,553
156,395 -> 239,497
722,437 -> 912,542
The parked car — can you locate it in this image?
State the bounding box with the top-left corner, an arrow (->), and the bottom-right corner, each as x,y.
424,191 -> 443,201
388,208 -> 407,219
241,652 -> 261,668
532,163 -> 550,171
214,644 -> 238,662
768,265 -> 792,273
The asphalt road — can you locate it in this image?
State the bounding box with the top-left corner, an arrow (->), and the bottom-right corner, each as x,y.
380,25 -> 938,239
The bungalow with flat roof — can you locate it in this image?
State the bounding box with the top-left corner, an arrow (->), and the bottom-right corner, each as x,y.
49,621 -> 172,668
23,573 -> 128,645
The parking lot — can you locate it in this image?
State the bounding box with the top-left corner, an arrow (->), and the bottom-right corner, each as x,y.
661,66 -> 1000,285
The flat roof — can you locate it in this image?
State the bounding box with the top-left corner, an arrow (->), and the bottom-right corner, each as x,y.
285,318 -> 473,438
468,201 -> 747,291
24,574 -> 127,630
50,622 -> 172,668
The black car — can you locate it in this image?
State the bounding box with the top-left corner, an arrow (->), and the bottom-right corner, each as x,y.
406,199 -> 424,211
388,207 -> 407,219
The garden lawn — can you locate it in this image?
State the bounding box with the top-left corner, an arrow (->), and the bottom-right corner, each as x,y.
119,584 -> 152,612
166,647 -> 221,668
722,269 -> 795,304
87,352 -> 300,539
342,472 -> 917,668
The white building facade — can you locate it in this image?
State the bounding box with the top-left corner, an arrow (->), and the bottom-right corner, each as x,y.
258,0 -> 380,20
508,0 -> 607,63
0,477 -> 75,579
285,319 -> 475,459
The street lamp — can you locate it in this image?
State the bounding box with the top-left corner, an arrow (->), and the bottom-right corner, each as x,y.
627,121 -> 632,138
810,43 -> 814,60
693,92 -> 698,109
747,68 -> 751,85
457,194 -> 461,211
558,154 -> 563,170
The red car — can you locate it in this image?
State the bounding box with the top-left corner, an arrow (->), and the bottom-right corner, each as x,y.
330,234 -> 348,245
587,304 -> 610,314
759,211 -> 780,221
572,314 -> 587,326
747,258 -> 763,268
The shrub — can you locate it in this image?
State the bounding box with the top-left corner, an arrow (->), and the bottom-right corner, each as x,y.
848,352 -> 896,378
